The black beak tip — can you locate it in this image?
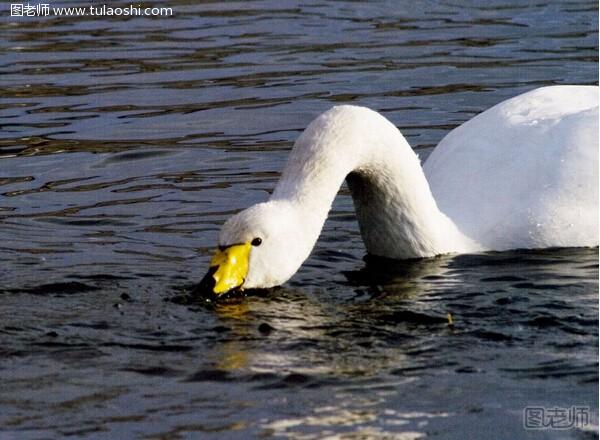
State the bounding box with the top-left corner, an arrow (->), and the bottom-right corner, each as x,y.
191,267 -> 250,302
191,267 -> 218,299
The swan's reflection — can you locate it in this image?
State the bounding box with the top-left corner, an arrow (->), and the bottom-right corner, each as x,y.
212,288 -> 334,373
344,253 -> 458,298
212,302 -> 251,371
200,249 -> 597,439
208,254 -> 457,375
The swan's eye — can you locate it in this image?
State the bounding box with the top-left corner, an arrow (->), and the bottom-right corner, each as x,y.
251,237 -> 262,247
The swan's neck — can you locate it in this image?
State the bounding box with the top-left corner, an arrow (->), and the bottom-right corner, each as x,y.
271,105 -> 478,259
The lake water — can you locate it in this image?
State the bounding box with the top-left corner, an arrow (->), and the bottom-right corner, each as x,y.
1,1 -> 598,439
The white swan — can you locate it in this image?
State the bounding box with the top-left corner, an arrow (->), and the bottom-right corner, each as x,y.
198,85 -> 599,296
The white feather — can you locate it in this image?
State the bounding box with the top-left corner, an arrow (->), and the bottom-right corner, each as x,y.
217,85 -> 599,289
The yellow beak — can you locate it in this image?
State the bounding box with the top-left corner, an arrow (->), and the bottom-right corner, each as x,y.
209,242 -> 252,295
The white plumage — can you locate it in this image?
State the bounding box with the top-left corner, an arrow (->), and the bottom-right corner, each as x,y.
216,86 -> 598,289
425,85 -> 598,251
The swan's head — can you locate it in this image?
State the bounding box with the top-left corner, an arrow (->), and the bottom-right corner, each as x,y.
197,201 -> 312,297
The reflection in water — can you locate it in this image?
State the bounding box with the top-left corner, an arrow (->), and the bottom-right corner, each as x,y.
213,303 -> 252,371
0,0 -> 598,438
346,254 -> 458,298
262,405 -> 450,440
203,247 -> 597,381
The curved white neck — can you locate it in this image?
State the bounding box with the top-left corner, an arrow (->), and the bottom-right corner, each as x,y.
271,105 -> 478,259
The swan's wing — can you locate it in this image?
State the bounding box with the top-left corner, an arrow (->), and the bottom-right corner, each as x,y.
423,85 -> 599,250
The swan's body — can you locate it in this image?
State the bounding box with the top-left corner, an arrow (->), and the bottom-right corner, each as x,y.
201,86 -> 599,295
425,85 -> 598,251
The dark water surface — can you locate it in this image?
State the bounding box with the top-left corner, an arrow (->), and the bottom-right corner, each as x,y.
1,1 -> 598,439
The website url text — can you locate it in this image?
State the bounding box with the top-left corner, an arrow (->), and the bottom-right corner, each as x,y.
11,3 -> 174,17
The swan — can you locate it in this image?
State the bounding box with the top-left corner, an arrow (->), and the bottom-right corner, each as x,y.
197,85 -> 599,296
